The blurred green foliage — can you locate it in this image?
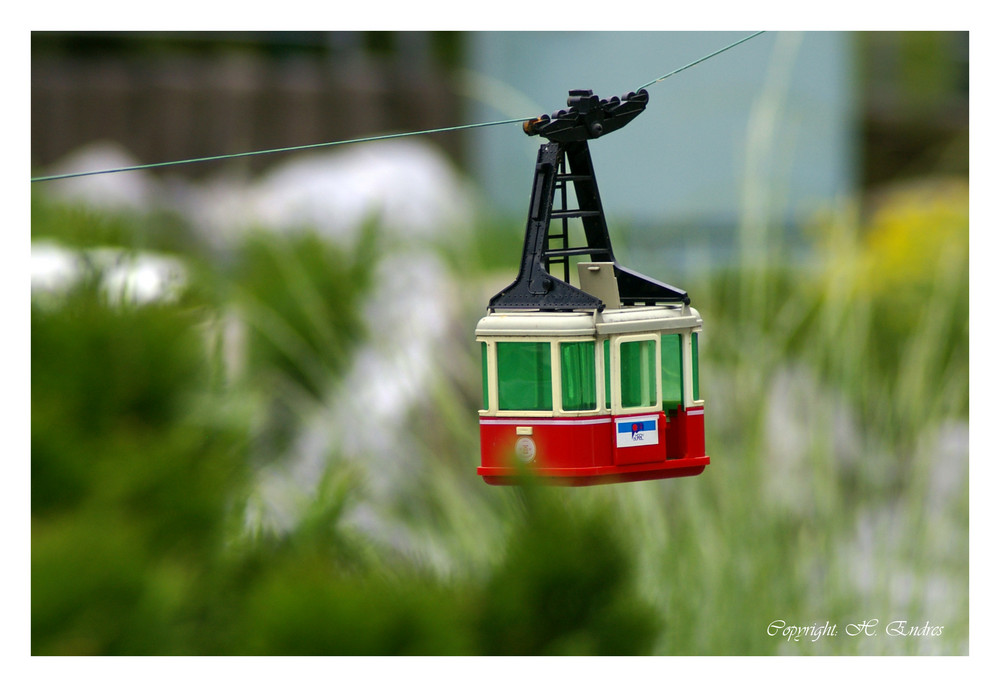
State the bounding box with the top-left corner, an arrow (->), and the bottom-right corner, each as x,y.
706,181 -> 968,444
32,280 -> 248,653
30,204 -> 662,655
680,179 -> 968,653
31,168 -> 967,655
31,193 -> 198,255
226,227 -> 378,399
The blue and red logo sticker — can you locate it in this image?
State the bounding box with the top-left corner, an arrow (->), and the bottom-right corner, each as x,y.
616,415 -> 658,448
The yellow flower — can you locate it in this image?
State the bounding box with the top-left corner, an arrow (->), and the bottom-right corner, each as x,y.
862,179 -> 969,295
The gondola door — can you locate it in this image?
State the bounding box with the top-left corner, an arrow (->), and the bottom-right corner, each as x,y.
608,334 -> 667,466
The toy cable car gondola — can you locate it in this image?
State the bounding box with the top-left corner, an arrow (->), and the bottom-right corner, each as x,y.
476,88 -> 709,486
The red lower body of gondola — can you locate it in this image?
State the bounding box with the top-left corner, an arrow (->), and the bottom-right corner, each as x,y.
478,407 -> 709,486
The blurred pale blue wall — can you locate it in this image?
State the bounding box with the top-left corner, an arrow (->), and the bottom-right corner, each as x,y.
464,32 -> 856,242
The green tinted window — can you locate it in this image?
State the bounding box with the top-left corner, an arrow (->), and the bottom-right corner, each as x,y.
692,333 -> 701,401
497,342 -> 552,411
661,333 -> 683,411
560,341 -> 596,411
480,342 -> 489,410
620,339 -> 657,408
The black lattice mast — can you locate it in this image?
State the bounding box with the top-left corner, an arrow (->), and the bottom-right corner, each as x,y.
488,88 -> 689,312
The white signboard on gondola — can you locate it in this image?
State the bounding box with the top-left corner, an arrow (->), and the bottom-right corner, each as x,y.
615,415 -> 659,448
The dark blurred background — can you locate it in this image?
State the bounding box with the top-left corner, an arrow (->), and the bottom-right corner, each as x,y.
31,31 -> 968,188
32,32 -> 468,175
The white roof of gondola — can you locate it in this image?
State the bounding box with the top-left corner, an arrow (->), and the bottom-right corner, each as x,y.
475,305 -> 701,338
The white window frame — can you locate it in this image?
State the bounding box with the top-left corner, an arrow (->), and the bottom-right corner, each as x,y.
478,336 -> 604,418
611,333 -> 661,416
683,329 -> 704,408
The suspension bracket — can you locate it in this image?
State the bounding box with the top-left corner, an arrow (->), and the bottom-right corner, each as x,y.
489,88 -> 689,313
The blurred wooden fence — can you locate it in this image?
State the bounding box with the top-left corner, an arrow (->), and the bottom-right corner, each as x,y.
31,49 -> 463,177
